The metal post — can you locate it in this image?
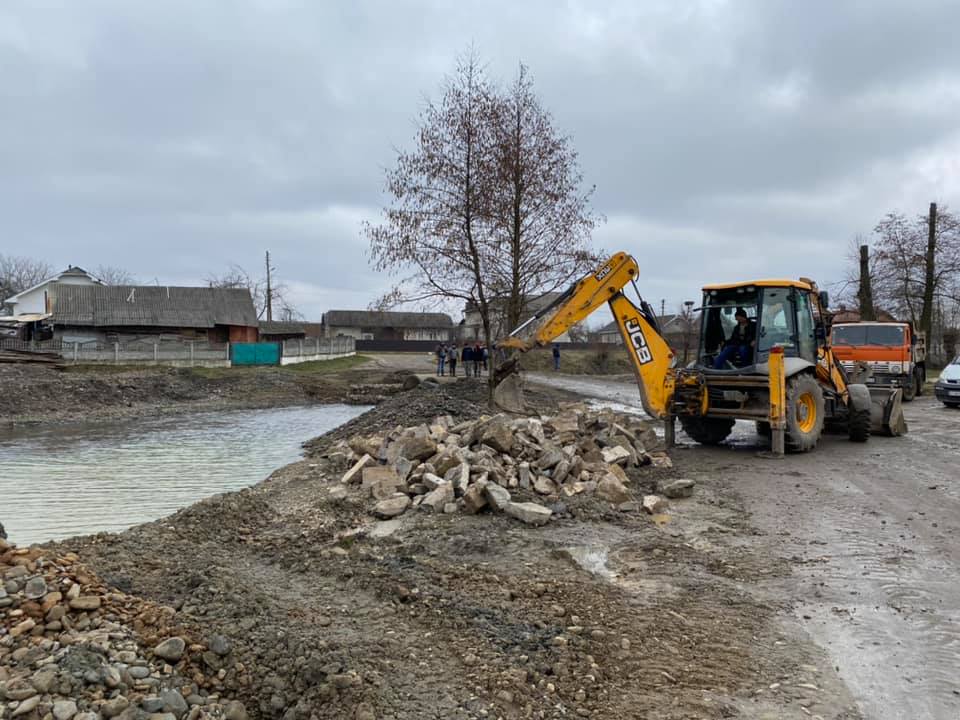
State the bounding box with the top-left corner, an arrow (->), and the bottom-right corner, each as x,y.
190,342 -> 195,367
114,342 -> 119,365
299,338 -> 303,357
769,346 -> 787,456
73,342 -> 79,363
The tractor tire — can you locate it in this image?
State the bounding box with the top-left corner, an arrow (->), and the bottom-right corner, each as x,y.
848,405 -> 871,442
902,375 -> 916,402
785,374 -> 824,452
679,416 -> 735,446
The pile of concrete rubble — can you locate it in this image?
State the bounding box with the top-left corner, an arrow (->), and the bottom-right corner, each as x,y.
329,404 -> 694,526
0,538 -> 247,720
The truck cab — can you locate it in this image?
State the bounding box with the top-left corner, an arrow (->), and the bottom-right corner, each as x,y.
830,322 -> 926,400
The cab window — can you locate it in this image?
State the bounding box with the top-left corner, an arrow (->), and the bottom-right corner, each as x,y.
757,288 -> 796,355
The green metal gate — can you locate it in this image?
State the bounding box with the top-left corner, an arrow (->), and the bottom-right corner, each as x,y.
231,342 -> 281,366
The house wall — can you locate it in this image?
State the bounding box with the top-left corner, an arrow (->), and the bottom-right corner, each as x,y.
326,325 -> 364,340
228,325 -> 258,343
402,328 -> 449,341
7,277 -> 99,316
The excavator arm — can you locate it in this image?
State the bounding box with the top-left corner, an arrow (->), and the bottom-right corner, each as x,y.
497,252 -> 677,418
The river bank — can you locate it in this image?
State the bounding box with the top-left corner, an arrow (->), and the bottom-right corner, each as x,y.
3,377 -> 861,720
0,357 -> 382,427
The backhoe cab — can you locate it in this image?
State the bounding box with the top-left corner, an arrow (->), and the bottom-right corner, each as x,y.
496,252 -> 907,453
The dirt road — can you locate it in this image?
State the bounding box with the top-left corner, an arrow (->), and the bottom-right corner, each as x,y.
530,373 -> 960,720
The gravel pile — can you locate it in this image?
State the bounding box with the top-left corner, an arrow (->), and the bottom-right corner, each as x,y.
0,537 -> 248,720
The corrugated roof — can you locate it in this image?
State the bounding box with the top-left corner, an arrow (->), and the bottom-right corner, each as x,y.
52,285 -> 258,328
324,310 -> 453,329
259,320 -> 306,334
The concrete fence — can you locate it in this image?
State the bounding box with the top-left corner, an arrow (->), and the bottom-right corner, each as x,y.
280,337 -> 355,365
1,337 -> 356,367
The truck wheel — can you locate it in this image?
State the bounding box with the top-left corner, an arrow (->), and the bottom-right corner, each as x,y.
902,375 -> 916,401
679,416 -> 735,445
785,375 -> 824,452
848,406 -> 871,442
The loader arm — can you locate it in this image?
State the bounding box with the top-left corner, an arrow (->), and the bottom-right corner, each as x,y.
498,252 -> 677,418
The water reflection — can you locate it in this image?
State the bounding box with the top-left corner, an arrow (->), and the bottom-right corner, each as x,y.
0,404 -> 368,545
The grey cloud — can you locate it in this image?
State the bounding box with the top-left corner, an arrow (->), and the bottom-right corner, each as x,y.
1,0 -> 958,320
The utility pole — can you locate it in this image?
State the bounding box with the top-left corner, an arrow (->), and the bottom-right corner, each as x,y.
858,244 -> 875,321
265,250 -> 273,322
920,202 -> 937,341
660,298 -> 665,317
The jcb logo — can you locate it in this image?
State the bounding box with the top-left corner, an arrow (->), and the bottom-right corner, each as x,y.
595,264 -> 612,281
626,318 -> 653,364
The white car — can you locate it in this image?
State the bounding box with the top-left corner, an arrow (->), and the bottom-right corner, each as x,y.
934,356 -> 960,407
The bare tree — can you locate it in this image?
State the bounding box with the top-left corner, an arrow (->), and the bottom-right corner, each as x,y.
488,64 -> 602,333
366,50 -> 601,399
0,254 -> 54,302
94,264 -> 136,285
206,263 -> 302,321
366,50 -> 499,381
872,208 -> 960,330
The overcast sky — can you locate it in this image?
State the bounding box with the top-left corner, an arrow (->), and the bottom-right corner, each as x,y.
2,1 -> 959,323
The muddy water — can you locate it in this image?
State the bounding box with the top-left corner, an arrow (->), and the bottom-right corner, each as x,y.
0,404 -> 369,545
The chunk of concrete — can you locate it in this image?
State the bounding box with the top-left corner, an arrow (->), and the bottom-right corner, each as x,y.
642,495 -> 668,514
483,483 -> 511,512
660,478 -> 694,498
374,495 -> 411,519
341,454 -> 372,484
421,482 -> 454,512
597,474 -> 631,504
600,446 -> 632,465
504,502 -> 552,526
462,484 -> 488,514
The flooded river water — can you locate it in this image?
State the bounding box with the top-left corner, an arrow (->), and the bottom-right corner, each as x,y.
0,404 -> 369,545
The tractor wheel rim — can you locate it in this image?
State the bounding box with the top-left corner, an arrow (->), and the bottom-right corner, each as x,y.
797,392 -> 816,433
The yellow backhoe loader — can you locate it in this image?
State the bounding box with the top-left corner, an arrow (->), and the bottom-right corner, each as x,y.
496,252 -> 907,453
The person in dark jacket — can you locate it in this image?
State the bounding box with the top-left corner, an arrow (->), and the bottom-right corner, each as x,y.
473,342 -> 482,376
447,344 -> 458,376
552,344 -> 561,371
461,344 -> 473,377
713,308 -> 756,368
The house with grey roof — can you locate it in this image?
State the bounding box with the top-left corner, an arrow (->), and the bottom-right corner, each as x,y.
2,266 -> 103,317
322,310 -> 453,341
51,285 -> 259,344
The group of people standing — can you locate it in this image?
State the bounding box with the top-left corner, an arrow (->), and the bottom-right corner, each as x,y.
435,342 -> 488,377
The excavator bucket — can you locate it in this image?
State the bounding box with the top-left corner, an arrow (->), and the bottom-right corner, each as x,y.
493,372 -> 527,414
869,386 -> 908,436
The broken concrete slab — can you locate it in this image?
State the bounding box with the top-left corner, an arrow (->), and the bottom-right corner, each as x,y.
504,502 -> 552,526
660,478 -> 695,498
600,446 -> 632,466
597,474 -> 632,504
421,482 -> 454,512
373,495 -> 411,519
341,454 -> 373,484
462,484 -> 488,514
534,476 -> 558,496
483,482 -> 511,512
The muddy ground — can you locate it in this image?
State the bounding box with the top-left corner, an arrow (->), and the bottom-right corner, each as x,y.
0,356 -> 390,426
44,376 -> 874,720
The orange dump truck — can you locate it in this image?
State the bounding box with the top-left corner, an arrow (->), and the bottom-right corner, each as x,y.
831,321 -> 926,401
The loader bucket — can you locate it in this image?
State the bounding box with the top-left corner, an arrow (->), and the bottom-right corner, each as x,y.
493,372 -> 527,414
869,387 -> 908,436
